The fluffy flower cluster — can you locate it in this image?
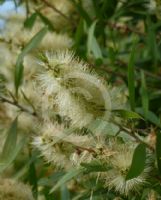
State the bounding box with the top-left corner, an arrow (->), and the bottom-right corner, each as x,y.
32,50 -> 146,197
32,122 -> 92,168
103,143 -> 152,196
0,14 -> 72,132
36,50 -> 113,128
0,178 -> 34,200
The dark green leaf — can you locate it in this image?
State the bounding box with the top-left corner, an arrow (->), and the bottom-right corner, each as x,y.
128,38 -> 138,111
71,0 -> 92,25
140,70 -> 149,117
101,0 -> 118,19
156,131 -> 161,175
29,153 -> 38,199
74,18 -> 84,47
24,12 -> 37,29
0,73 -> 6,95
126,143 -> 146,180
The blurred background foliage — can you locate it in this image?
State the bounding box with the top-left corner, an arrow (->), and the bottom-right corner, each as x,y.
0,0 -> 161,199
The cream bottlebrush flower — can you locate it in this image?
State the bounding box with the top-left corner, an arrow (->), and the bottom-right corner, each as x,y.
70,150 -> 94,167
70,135 -> 115,167
32,123 -> 92,169
36,50 -> 111,128
104,143 -> 151,196
0,178 -> 34,200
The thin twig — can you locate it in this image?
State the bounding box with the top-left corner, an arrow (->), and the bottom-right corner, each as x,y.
107,22 -> 146,36
112,120 -> 154,151
41,0 -> 74,25
115,59 -> 161,81
0,95 -> 37,117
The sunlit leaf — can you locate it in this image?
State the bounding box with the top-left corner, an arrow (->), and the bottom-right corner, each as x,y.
0,118 -> 18,160
50,168 -> 84,193
0,137 -> 26,173
113,109 -> 143,119
14,26 -> 48,94
87,20 -> 102,59
60,184 -> 70,200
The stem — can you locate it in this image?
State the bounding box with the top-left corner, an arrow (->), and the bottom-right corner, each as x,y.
41,0 -> 74,25
0,95 -> 37,117
112,120 -> 154,151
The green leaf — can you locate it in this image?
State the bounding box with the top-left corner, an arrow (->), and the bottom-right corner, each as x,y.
24,12 -> 37,29
87,20 -> 102,59
126,143 -> 146,180
74,18 -> 84,47
60,184 -> 70,200
81,160 -> 111,172
72,1 -> 92,25
112,109 -> 143,120
136,108 -> 161,128
141,71 -> 149,117
128,38 -> 138,111
50,168 -> 84,193
14,26 -> 48,94
101,0 -> 118,19
156,131 -> 161,175
0,118 -> 18,160
28,153 -> 38,199
0,0 -> 5,5
0,137 -> 26,173
0,73 -> 6,95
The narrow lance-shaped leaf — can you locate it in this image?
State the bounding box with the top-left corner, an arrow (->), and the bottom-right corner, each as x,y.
14,26 -> 48,95
0,118 -> 18,161
128,38 -> 138,111
50,168 -> 84,193
112,109 -> 143,120
24,12 -> 37,29
87,20 -> 102,59
141,70 -> 149,118
0,118 -> 26,173
0,137 -> 26,172
28,153 -> 38,199
60,184 -> 70,200
71,0 -> 92,25
136,108 -> 161,128
74,18 -> 84,48
126,143 -> 146,180
156,131 -> 161,174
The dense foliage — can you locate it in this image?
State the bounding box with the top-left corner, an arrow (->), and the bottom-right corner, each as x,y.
0,0 -> 161,199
